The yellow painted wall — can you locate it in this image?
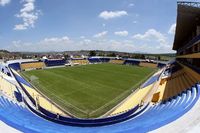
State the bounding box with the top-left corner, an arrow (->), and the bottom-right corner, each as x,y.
22,83 -> 65,115
110,84 -> 154,116
109,60 -> 124,64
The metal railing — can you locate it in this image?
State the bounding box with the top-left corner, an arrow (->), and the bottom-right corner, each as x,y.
178,1 -> 200,8
177,34 -> 200,54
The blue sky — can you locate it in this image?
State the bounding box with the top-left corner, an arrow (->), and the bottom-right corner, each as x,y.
0,0 -> 197,53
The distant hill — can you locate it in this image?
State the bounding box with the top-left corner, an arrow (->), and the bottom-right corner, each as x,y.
1,50 -> 175,61
0,50 -> 10,54
0,50 -> 10,59
0,50 -> 22,59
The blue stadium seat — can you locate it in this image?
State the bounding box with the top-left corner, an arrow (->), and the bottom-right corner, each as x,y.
0,84 -> 199,132
157,63 -> 166,68
44,59 -> 66,67
123,60 -> 140,65
88,58 -> 110,63
8,63 -> 21,71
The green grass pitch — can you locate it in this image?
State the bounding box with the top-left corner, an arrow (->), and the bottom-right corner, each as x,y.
21,64 -> 155,118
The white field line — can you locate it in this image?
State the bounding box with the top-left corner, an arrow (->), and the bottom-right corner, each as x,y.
92,69 -> 158,117
22,65 -> 160,118
31,79 -> 88,114
20,73 -> 80,117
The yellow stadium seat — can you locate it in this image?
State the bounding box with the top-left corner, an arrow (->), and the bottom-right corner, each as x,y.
109,60 -> 124,64
21,62 -> 45,70
110,84 -> 154,116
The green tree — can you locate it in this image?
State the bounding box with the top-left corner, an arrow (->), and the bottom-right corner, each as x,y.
141,54 -> 145,59
157,56 -> 161,61
89,50 -> 96,56
108,52 -> 116,57
98,52 -> 104,56
64,54 -> 69,60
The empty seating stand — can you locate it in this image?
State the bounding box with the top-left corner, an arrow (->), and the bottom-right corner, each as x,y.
71,59 -> 88,65
109,60 -> 125,64
0,83 -> 199,132
157,63 -> 166,68
44,59 -> 66,67
162,68 -> 198,100
21,61 -> 45,70
123,59 -> 140,65
8,63 -> 21,71
88,57 -> 110,63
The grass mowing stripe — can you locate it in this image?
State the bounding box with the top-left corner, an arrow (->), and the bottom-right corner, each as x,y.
42,68 -> 120,93
90,68 -> 157,116
21,64 -> 155,118
21,72 -> 88,114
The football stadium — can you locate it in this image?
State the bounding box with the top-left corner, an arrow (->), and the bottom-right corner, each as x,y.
0,1 -> 199,133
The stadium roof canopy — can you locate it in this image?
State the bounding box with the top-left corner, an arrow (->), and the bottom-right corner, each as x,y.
173,1 -> 200,50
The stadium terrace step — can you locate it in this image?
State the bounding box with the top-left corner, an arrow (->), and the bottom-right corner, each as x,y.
161,68 -> 198,101
44,59 -> 66,67
0,83 -> 199,132
182,73 -> 193,88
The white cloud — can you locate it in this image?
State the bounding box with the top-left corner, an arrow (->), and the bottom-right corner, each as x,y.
114,31 -> 128,37
99,11 -> 128,20
135,14 -> 139,17
80,39 -> 92,45
13,24 -> 27,30
14,0 -> 41,30
43,36 -> 70,43
133,29 -> 166,43
80,36 -> 85,39
133,21 -> 137,24
6,36 -> 136,53
11,40 -> 21,48
20,1 -> 34,12
6,28 -> 175,53
132,29 -> 172,52
107,40 -> 136,52
128,3 -> 134,7
7,36 -> 72,52
93,31 -> 108,38
83,39 -> 91,43
168,23 -> 176,34
6,34 -> 174,53
0,0 -> 10,6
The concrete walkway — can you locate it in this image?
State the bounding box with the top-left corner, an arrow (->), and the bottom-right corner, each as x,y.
0,121 -> 21,133
152,96 -> 200,133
